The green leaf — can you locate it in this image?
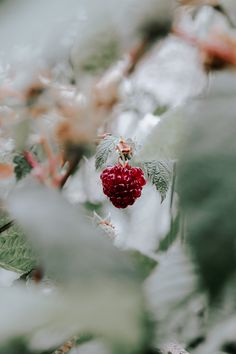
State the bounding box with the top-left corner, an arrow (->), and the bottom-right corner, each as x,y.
143,160 -> 172,202
131,251 -> 157,280
12,119 -> 30,151
177,96 -> 236,297
13,154 -> 32,181
153,105 -> 169,116
7,182 -> 145,349
0,337 -> 38,354
158,213 -> 180,252
146,243 -> 197,320
145,243 -> 203,346
81,38 -> 119,74
137,109 -> 186,161
0,222 -> 36,274
95,135 -> 119,170
192,275 -> 236,354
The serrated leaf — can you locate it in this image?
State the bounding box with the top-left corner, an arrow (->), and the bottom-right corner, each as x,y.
192,276 -> 236,354
194,314 -> 236,354
145,243 -> 203,347
146,243 -> 197,320
143,160 -> 172,202
160,343 -> 189,354
13,154 -> 32,181
95,135 -> 119,170
0,224 -> 36,273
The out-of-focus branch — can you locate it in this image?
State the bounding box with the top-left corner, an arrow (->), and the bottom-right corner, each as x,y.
52,337 -> 76,354
0,220 -> 14,234
173,26 -> 236,69
125,39 -> 149,75
59,153 -> 82,189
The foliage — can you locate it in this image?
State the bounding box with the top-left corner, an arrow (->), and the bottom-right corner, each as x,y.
143,160 -> 173,202
0,1 -> 235,354
13,154 -> 32,181
95,135 -> 119,170
0,214 -> 36,273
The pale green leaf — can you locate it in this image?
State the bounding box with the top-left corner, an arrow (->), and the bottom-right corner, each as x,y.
137,109 -> 186,161
7,180 -> 144,348
143,160 -> 172,202
146,243 -> 197,319
145,243 -> 203,346
95,135 -> 119,170
0,222 -> 36,274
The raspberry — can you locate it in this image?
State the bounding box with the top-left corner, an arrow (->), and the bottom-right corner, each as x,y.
100,164 -> 146,208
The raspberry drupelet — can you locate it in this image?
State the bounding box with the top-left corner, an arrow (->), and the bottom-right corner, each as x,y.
100,164 -> 146,208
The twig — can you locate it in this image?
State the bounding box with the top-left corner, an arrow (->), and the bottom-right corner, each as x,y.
59,154 -> 82,189
125,39 -> 148,75
173,26 -> 236,67
52,337 -> 77,354
0,220 -> 14,234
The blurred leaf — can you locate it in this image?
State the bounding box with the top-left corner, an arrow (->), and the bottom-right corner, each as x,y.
0,227 -> 36,273
153,105 -> 169,116
81,39 -> 119,74
6,180 -> 145,349
137,109 -> 186,161
13,154 -> 32,181
13,119 -> 30,151
145,243 -> 203,346
76,334 -> 94,346
143,160 -> 172,202
193,275 -> 236,354
157,213 -> 180,252
0,213 -> 36,273
7,180 -> 141,284
131,251 -> 157,279
178,96 -> 236,297
159,342 -> 190,354
194,314 -> 236,354
95,135 -> 119,170
146,243 -> 197,321
0,338 -> 38,354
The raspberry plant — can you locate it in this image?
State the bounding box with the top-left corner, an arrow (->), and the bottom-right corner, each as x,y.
0,1 -> 235,354
96,135 -> 173,206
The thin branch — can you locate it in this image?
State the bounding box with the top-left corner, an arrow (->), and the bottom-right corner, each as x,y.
0,220 -> 14,234
59,153 -> 82,189
52,337 -> 77,354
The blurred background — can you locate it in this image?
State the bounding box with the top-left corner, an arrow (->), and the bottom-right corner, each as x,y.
0,1 -> 236,354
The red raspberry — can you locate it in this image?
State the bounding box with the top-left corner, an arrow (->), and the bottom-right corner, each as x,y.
100,164 -> 146,208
